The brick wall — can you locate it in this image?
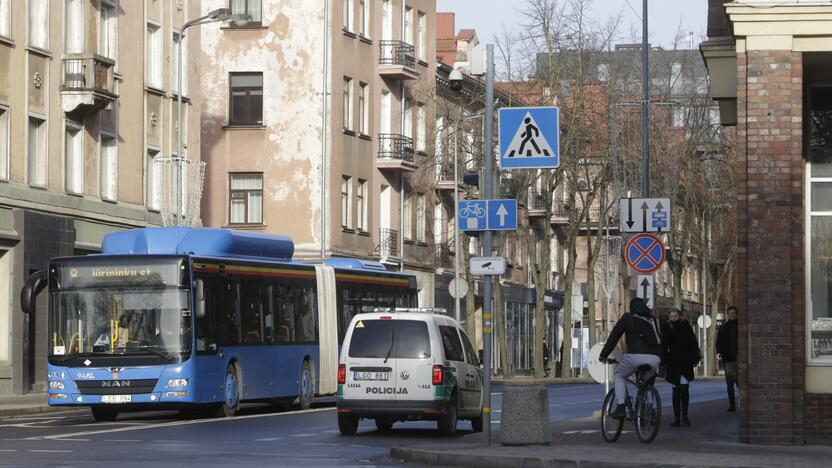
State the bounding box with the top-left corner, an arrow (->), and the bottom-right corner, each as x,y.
805,394 -> 832,441
736,49 -> 806,445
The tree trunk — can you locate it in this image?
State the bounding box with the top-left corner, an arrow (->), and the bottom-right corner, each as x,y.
462,235 -> 477,344
533,232 -> 551,379
586,236 -> 597,352
561,237 -> 577,377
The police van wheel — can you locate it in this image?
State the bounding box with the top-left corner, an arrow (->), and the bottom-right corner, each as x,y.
298,359 -> 315,410
438,393 -> 459,436
338,413 -> 359,435
91,406 -> 118,422
470,414 -> 483,432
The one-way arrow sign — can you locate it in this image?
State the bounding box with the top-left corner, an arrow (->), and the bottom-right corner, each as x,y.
637,274 -> 655,308
619,198 -> 672,233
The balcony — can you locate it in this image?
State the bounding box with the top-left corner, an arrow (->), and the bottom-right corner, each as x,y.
374,227 -> 400,259
434,244 -> 456,271
377,134 -> 418,172
378,40 -> 419,80
434,161 -> 465,191
61,54 -> 117,115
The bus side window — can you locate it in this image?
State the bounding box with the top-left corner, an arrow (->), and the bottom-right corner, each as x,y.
240,280 -> 264,344
273,284 -> 295,344
296,285 -> 315,342
196,277 -> 219,353
218,280 -> 241,346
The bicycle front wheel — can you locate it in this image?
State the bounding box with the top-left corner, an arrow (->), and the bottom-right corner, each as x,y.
600,389 -> 623,443
635,386 -> 661,443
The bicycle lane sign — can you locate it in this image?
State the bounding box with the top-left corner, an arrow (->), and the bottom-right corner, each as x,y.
625,233 -> 666,274
458,200 -> 487,231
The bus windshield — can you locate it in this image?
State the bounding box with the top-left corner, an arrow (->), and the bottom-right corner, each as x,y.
49,287 -> 191,362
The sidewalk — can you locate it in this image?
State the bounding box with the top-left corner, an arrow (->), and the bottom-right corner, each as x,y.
390,400 -> 831,468
0,393 -> 63,417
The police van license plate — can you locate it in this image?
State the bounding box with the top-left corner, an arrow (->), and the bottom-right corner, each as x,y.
101,395 -> 131,404
353,372 -> 389,381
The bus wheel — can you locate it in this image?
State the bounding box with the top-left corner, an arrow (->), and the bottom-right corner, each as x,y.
298,360 -> 315,410
91,406 -> 118,422
217,365 -> 239,417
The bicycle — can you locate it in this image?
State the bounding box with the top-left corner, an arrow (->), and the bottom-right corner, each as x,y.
600,358 -> 661,443
459,204 -> 486,219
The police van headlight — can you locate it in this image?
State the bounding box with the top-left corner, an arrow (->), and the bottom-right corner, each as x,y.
167,379 -> 189,388
48,381 -> 65,390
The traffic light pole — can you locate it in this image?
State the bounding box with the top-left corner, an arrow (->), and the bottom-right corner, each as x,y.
482,43 -> 495,446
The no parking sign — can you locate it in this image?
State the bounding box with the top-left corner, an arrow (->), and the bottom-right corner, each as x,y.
625,233 -> 665,274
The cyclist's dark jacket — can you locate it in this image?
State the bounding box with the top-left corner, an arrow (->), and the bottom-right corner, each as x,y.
600,311 -> 662,359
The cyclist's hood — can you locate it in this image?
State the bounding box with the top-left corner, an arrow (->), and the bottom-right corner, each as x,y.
629,297 -> 651,317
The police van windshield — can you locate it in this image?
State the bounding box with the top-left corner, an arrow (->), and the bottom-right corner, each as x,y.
348,319 -> 430,359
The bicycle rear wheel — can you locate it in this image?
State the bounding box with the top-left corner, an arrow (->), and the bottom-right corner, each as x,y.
600,389 -> 623,443
635,386 -> 661,443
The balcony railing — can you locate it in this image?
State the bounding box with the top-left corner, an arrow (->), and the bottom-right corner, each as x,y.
375,228 -> 400,258
377,134 -> 416,170
379,40 -> 416,68
61,54 -> 117,114
434,245 -> 456,270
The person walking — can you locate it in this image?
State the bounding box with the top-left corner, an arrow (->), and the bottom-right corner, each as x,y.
716,306 -> 739,412
662,308 -> 700,427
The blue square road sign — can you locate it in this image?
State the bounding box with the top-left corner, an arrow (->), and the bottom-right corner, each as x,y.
486,199 -> 517,230
499,107 -> 560,169
458,200 -> 487,231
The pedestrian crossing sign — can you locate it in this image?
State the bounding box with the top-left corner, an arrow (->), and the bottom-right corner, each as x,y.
499,107 -> 560,169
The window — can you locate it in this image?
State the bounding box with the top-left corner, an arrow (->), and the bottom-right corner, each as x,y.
404,6 -> 412,45
416,103 -> 425,151
272,282 -> 317,344
342,77 -> 353,131
439,325 -> 464,362
416,193 -> 426,242
403,98 -> 412,138
65,122 -> 84,194
381,0 -> 391,41
0,0 -> 10,39
28,0 -> 48,48
348,320 -> 430,359
341,175 -> 352,229
403,190 -> 413,240
229,72 -> 263,125
356,179 -> 367,231
417,12 -> 426,61
0,106 -> 8,181
100,135 -> 117,201
28,117 -> 46,187
229,173 -> 263,224
342,0 -> 353,31
670,62 -> 683,94
65,0 -> 84,53
99,1 -> 117,59
172,32 -> 188,96
597,63 -> 609,82
231,0 -> 261,25
358,82 -> 368,134
145,23 -> 162,88
146,148 -> 161,210
460,329 -> 479,366
359,0 -> 368,37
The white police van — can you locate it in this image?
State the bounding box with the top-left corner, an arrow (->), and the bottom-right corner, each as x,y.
336,309 -> 483,436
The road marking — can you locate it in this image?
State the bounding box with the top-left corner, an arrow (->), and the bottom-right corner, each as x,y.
27,406 -> 335,440
322,430 -> 340,433
53,438 -> 90,442
255,437 -> 284,442
103,439 -> 142,442
490,392 -> 503,396
0,449 -> 16,452
152,440 -> 190,443
29,449 -> 73,453
350,444 -> 373,449
302,442 -> 338,446
562,430 -> 579,434
289,433 -> 316,437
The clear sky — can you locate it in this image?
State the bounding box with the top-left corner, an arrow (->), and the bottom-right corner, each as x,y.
436,0 -> 708,50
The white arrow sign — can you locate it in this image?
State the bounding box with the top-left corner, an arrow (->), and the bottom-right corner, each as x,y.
619,198 -> 672,233
496,204 -> 508,226
637,274 -> 654,309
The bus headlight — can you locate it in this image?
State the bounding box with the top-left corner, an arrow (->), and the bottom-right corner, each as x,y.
48,381 -> 65,390
167,379 -> 189,387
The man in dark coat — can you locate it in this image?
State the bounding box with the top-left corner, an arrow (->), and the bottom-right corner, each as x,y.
716,306 -> 739,412
662,308 -> 700,426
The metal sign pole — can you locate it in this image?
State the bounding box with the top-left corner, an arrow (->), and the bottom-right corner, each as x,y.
641,0 -> 650,198
482,43 -> 495,446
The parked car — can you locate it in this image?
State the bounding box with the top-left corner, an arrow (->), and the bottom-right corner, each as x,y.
336,309 -> 483,436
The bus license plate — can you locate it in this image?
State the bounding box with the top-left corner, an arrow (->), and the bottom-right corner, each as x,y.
101,395 -> 131,404
353,372 -> 389,381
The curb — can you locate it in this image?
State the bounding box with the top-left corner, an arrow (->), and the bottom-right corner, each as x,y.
389,447 -> 760,468
0,405 -> 69,418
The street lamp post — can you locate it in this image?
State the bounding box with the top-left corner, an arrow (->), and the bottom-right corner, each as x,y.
175,8 -> 247,225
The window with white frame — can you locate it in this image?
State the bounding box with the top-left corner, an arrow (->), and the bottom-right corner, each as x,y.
145,22 -> 162,88
403,98 -> 412,138
229,173 -> 263,224
341,176 -> 352,229
0,0 -> 10,39
358,82 -> 368,134
416,103 -> 425,152
99,1 -> 118,59
404,6 -> 412,45
357,178 -> 367,231
231,0 -> 262,25
343,0 -> 353,31
359,0 -> 367,36
172,31 -> 188,96
146,148 -> 161,210
403,190 -> 413,240
65,121 -> 84,194
0,106 -> 8,181
416,192 -> 426,242
417,12 -> 426,61
343,77 -> 353,131
28,116 -> 47,187
100,135 -> 117,201
65,0 -> 84,53
29,0 -> 48,49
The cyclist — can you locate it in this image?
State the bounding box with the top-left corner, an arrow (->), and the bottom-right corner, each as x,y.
599,297 -> 662,419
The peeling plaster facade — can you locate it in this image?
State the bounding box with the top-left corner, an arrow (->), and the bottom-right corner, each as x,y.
200,0 -> 437,300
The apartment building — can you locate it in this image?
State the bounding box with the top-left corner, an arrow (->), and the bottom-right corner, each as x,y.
199,1 -> 437,302
0,0 -> 204,394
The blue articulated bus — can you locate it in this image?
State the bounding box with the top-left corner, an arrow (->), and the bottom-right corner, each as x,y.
20,227 -> 417,421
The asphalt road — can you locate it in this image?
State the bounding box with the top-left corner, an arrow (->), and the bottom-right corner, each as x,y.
0,380 -> 727,467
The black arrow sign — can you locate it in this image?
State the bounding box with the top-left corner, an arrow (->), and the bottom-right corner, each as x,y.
641,202 -> 649,232
640,277 -> 651,304
655,201 -> 664,233
626,198 -> 634,229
